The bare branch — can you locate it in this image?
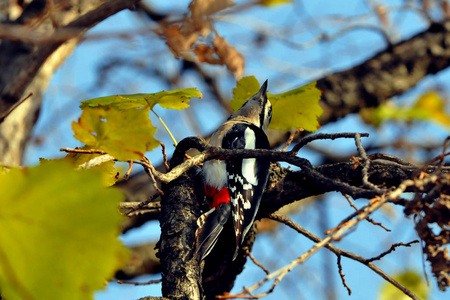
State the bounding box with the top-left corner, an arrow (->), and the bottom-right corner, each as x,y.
291,132 -> 369,155
282,129 -> 303,152
354,133 -> 387,193
124,161 -> 134,180
342,193 -> 391,232
60,147 -> 107,155
337,255 -> 351,295
122,193 -> 161,217
160,143 -> 170,171
246,250 -> 270,276
117,279 -> 162,286
367,241 -> 420,263
229,181 -> 423,299
141,156 -> 164,195
265,214 -> 420,300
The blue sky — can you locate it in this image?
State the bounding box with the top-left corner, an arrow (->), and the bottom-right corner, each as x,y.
24,1 -> 450,299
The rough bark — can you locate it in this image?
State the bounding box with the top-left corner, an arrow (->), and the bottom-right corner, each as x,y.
158,166 -> 204,300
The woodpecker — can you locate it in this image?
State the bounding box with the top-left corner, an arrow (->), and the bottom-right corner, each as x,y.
196,80 -> 272,261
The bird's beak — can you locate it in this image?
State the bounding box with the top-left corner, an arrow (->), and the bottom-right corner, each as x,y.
256,80 -> 268,99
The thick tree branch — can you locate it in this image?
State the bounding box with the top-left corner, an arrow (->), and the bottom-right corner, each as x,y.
0,0 -> 140,112
0,0 -> 141,165
317,21 -> 450,124
158,167 -> 203,300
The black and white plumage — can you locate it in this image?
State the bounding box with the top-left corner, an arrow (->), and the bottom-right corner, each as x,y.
196,80 -> 272,261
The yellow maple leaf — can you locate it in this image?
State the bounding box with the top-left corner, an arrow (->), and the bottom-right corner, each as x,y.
231,76 -> 323,131
0,161 -> 128,300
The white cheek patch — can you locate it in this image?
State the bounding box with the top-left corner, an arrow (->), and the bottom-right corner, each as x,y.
242,127 -> 258,186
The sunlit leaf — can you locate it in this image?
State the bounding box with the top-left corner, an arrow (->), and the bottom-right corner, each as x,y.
360,91 -> 450,128
259,0 -> 293,7
80,88 -> 202,111
230,76 -> 261,111
64,146 -> 117,186
0,160 -> 128,300
72,107 -> 158,161
360,103 -> 425,127
269,81 -> 322,131
379,270 -> 429,300
414,91 -> 450,126
231,76 -> 323,131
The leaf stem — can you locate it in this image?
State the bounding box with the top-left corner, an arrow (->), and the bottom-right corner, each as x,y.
151,108 -> 177,147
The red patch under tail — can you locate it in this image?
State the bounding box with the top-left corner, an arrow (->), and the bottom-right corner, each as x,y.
204,185 -> 230,208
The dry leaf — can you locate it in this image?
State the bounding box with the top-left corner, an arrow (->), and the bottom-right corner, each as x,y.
213,35 -> 245,78
161,24 -> 199,58
190,0 -> 235,19
193,44 -> 221,64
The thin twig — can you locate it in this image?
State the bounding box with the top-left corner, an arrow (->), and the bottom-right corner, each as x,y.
161,143 -> 170,171
368,153 -> 415,167
124,193 -> 161,216
124,161 -> 134,180
342,193 -> 390,232
291,132 -> 369,155
141,156 -> 164,195
437,136 -> 450,171
413,148 -> 450,178
246,250 -> 269,275
126,208 -> 160,216
367,241 -> 420,263
117,278 -> 162,286
337,255 -> 351,295
354,133 -> 386,193
120,201 -> 160,209
60,147 -> 106,154
0,93 -> 32,124
282,129 -> 303,152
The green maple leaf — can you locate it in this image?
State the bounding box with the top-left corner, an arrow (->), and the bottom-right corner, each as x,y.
0,160 -> 128,300
72,107 -> 158,161
231,76 -> 323,131
80,88 -> 202,110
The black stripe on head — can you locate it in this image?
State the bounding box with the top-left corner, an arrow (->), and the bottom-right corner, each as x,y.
259,95 -> 268,129
267,105 -> 272,124
258,80 -> 269,129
